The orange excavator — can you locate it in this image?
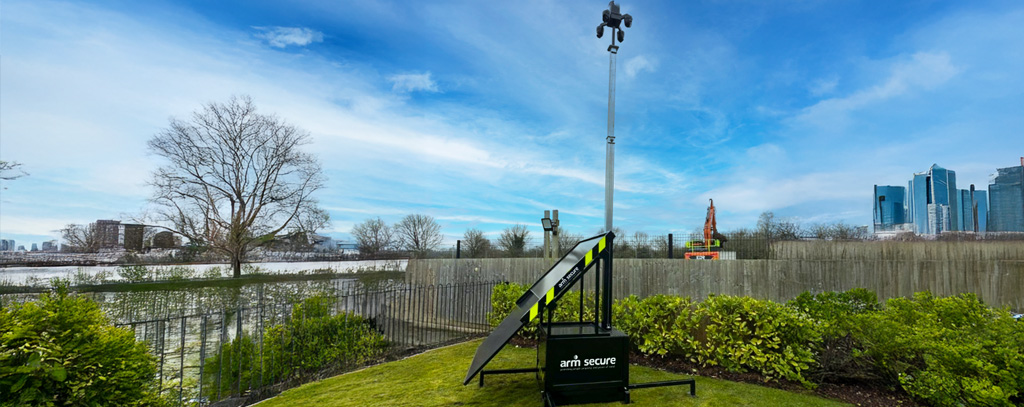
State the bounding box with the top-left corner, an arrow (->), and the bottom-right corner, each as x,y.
684,199 -> 728,259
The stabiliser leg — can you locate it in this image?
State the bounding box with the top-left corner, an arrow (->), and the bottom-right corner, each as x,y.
628,378 -> 697,396
478,368 -> 539,387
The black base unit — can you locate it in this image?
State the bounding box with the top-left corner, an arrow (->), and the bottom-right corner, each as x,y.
538,322 -> 629,406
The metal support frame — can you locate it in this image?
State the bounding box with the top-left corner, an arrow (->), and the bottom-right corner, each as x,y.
478,368 -> 539,387
628,379 -> 696,395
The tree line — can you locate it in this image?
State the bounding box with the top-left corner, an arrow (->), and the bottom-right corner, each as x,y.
350,217 -> 588,259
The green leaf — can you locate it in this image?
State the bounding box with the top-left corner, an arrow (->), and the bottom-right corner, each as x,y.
50,367 -> 67,382
11,375 -> 28,392
26,352 -> 41,369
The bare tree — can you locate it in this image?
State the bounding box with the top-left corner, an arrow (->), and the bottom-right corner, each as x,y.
462,228 -> 492,258
395,214 -> 443,257
630,231 -> 652,258
556,227 -> 583,256
146,95 -> 326,278
1,160 -> 27,190
352,217 -> 395,258
806,223 -> 832,240
757,211 -> 801,240
805,221 -> 867,240
59,223 -> 100,253
0,160 -> 26,180
497,224 -> 531,258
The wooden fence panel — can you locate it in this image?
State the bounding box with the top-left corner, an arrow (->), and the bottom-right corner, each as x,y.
407,248 -> 1024,310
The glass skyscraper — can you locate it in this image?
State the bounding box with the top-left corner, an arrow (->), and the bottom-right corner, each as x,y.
988,163 -> 1024,232
907,164 -> 959,234
957,187 -> 988,233
873,185 -> 907,231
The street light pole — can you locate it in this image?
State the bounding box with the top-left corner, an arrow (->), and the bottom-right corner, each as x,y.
597,1 -> 631,233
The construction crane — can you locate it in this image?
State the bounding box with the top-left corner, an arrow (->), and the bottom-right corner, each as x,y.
685,199 -> 728,259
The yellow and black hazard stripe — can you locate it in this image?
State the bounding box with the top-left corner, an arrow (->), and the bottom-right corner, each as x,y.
527,235 -> 608,322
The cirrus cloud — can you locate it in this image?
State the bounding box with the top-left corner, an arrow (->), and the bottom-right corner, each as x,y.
253,26 -> 324,48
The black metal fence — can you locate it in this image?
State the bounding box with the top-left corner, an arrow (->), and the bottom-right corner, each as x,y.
114,281 -> 499,406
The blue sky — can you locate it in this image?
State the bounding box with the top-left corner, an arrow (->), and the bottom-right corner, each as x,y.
2,0 -> 1023,248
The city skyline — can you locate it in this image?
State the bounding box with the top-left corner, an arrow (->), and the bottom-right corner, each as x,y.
3,0 -> 1024,246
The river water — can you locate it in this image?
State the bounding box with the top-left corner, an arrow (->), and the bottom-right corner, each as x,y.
0,259 -> 407,286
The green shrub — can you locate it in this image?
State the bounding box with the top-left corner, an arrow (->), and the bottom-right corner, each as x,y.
201,333 -> 260,400
202,266 -> 224,279
852,292 -> 1024,407
202,295 -> 389,401
613,295 -> 695,356
117,265 -> 150,282
263,296 -> 389,379
0,284 -> 166,406
692,295 -> 819,385
156,266 -> 196,281
789,288 -> 880,383
488,282 -> 596,340
789,288 -> 879,338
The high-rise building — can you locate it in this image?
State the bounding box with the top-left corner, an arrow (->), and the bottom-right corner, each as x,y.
908,164 -> 959,234
41,240 -> 58,251
873,185 -> 907,231
1,239 -> 15,251
957,186 -> 988,233
988,160 -> 1024,232
94,220 -> 122,248
123,224 -> 144,251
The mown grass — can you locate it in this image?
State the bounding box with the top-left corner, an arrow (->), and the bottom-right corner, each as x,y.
257,339 -> 851,407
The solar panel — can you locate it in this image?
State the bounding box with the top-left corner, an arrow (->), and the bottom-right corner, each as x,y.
463,232 -> 609,385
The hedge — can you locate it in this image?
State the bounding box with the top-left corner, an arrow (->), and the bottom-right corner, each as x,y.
488,283 -> 1024,406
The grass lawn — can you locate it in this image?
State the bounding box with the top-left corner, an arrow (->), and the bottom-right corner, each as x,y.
257,339 -> 851,407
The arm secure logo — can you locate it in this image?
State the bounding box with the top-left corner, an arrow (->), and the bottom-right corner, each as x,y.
559,354 -> 617,370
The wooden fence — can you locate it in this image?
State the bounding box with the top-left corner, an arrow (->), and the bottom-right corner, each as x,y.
406,241 -> 1024,310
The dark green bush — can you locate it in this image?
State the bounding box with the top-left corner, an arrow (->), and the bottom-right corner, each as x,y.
202,295 -> 389,401
492,285 -> 818,384
789,288 -> 880,383
201,333 -> 260,400
489,284 -> 1024,401
0,284 -> 166,406
692,294 -> 819,385
613,295 -> 695,356
263,296 -> 389,379
852,292 -> 1024,407
789,288 -> 879,337
488,282 -> 595,340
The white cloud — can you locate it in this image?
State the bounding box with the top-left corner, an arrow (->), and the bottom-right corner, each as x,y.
624,55 -> 656,79
794,52 -> 959,129
434,215 -> 521,225
253,26 -> 324,48
699,171 -> 865,213
388,72 -> 440,93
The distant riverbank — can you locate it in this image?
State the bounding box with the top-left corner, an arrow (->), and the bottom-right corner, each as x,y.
0,259 -> 407,287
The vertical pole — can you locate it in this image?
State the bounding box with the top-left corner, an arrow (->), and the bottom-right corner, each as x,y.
668,233 -> 673,259
594,256 -> 601,330
605,46 -> 618,233
602,233 -> 614,330
552,210 -> 560,257
456,240 -> 461,259
543,210 -> 551,262
179,317 -> 186,406
579,268 -> 584,324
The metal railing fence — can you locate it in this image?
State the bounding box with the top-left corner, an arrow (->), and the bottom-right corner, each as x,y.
114,281 -> 499,406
